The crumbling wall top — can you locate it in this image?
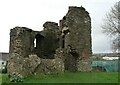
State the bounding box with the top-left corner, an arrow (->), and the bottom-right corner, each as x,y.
68,6 -> 89,15
12,26 -> 32,31
69,6 -> 85,10
43,21 -> 59,31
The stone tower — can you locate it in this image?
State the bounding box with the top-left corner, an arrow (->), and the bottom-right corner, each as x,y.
59,6 -> 92,71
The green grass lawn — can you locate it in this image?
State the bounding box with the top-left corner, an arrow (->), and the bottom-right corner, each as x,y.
1,72 -> 119,83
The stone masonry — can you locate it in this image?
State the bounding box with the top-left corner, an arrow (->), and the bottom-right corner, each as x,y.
7,6 -> 92,78
59,6 -> 92,71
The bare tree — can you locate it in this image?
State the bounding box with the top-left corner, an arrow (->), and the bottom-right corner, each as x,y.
102,1 -> 120,52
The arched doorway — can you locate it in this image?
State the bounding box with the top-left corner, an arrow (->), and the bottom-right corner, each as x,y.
34,34 -> 44,57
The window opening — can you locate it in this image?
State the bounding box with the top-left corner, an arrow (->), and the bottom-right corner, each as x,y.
34,38 -> 36,48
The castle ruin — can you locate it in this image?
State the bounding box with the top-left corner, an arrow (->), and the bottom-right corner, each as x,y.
7,6 -> 92,78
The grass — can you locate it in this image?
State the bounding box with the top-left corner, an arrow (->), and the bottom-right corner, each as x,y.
1,72 -> 119,83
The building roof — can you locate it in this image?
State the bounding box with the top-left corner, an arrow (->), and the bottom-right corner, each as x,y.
0,52 -> 9,61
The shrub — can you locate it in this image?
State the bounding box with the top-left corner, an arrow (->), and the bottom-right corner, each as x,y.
9,74 -> 23,82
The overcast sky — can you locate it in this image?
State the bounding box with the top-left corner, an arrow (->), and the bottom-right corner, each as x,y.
0,0 -> 118,53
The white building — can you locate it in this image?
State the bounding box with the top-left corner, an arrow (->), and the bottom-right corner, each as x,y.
102,56 -> 119,60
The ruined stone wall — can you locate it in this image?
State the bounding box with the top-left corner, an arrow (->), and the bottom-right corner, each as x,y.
77,58 -> 92,72
42,22 -> 59,58
7,27 -> 35,77
33,22 -> 59,59
60,6 -> 92,57
7,24 -> 62,77
9,27 -> 33,57
37,58 -> 64,74
59,6 -> 92,71
7,6 -> 92,78
7,27 -> 45,77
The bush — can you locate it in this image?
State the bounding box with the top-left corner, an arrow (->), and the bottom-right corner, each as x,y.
9,74 -> 23,82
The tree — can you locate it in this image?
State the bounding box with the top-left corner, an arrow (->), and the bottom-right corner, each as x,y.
102,1 -> 120,52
